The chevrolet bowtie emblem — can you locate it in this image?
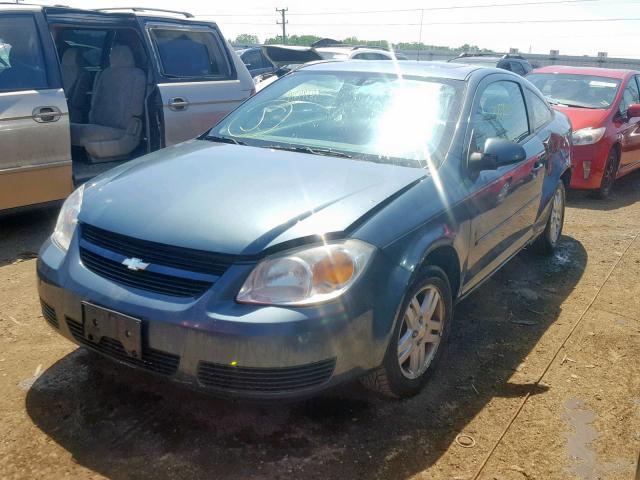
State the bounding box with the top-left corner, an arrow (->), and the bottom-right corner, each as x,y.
122,257 -> 150,271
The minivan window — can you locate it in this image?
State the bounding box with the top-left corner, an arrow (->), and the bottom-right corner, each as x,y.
209,71 -> 464,168
471,80 -> 529,152
0,16 -> 47,91
150,27 -> 232,79
56,29 -> 108,67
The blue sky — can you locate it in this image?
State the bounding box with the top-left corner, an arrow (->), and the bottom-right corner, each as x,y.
59,0 -> 640,58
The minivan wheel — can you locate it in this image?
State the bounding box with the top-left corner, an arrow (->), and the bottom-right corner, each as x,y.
532,180 -> 565,255
593,148 -> 619,199
361,266 -> 452,399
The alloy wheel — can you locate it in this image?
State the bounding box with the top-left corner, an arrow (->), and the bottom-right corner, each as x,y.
397,285 -> 445,379
549,186 -> 564,243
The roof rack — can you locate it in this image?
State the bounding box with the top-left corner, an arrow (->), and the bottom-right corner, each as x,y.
95,7 -> 194,18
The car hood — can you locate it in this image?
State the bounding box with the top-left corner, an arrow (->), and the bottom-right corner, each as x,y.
80,141 -> 427,256
551,105 -> 611,131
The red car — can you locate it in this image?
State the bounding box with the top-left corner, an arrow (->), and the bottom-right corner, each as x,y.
528,66 -> 640,198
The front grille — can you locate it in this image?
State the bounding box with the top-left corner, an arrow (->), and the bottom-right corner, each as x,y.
81,223 -> 233,276
197,358 -> 336,393
40,301 -> 59,328
66,317 -> 179,376
79,247 -> 211,298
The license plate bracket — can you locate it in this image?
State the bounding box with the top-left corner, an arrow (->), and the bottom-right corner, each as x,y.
82,302 -> 142,359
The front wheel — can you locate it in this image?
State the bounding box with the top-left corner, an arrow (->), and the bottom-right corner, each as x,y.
532,180 -> 565,255
361,266 -> 452,399
593,148 -> 619,199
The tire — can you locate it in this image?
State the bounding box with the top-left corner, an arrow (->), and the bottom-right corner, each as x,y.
361,266 -> 453,399
532,180 -> 565,255
593,148 -> 619,199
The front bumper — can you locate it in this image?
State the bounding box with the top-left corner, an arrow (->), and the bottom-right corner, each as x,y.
37,237 -> 396,400
569,141 -> 610,190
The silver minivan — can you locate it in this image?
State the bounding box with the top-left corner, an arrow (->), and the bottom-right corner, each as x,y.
0,5 -> 254,213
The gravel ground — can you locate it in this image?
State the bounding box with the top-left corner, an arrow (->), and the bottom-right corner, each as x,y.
0,173 -> 639,480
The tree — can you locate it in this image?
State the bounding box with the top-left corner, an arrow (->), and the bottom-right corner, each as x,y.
232,34 -> 259,46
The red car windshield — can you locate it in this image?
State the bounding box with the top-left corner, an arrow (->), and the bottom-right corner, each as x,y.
528,73 -> 620,109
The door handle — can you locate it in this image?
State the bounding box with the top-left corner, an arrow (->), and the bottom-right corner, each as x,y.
32,106 -> 62,123
168,97 -> 189,111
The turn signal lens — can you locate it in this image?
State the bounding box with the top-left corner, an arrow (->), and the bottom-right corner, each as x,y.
312,250 -> 355,290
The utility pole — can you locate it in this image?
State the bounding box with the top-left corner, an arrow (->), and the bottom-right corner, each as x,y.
276,7 -> 288,44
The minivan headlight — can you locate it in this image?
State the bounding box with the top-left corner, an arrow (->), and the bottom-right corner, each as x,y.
572,127 -> 606,146
52,184 -> 84,252
237,240 -> 375,306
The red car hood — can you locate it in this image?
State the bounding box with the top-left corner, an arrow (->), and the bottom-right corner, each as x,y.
552,105 -> 611,131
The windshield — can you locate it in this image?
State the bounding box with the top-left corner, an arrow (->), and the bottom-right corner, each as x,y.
527,73 -> 621,109
208,71 -> 464,168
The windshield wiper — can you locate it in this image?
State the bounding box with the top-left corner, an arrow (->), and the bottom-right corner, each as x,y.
545,98 -> 593,109
265,144 -> 353,159
205,135 -> 247,146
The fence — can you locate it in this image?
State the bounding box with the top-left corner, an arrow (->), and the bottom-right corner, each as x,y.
396,50 -> 640,70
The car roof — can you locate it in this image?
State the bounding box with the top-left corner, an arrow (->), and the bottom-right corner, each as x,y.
299,60 -> 485,81
531,65 -> 637,79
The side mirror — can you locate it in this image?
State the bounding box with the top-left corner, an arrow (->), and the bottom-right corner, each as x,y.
627,104 -> 640,119
469,138 -> 527,172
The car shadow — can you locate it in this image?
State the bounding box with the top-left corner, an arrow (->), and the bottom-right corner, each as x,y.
566,169 -> 640,211
0,206 -> 58,268
25,234 -> 587,479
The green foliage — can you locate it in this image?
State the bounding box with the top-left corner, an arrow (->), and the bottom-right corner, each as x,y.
232,34 -> 260,46
259,34 -> 494,53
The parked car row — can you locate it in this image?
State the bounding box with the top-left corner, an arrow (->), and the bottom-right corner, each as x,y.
0,4 -> 635,401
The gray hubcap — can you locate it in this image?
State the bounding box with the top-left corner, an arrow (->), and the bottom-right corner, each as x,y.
549,187 -> 564,242
397,285 -> 445,379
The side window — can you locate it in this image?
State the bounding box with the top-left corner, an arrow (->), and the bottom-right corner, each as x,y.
526,89 -> 553,130
0,15 -> 48,91
150,27 -> 232,80
510,62 -> 526,76
56,29 -> 108,68
471,80 -> 530,153
241,50 -> 262,69
619,79 -> 640,116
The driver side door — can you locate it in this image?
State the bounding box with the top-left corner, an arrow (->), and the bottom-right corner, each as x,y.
463,76 -> 545,294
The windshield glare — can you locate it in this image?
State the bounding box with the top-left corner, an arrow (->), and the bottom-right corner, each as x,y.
527,73 -> 620,109
209,71 -> 464,167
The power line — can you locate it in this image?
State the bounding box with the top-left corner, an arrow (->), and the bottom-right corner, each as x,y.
198,0 -> 609,17
287,0 -> 602,15
219,17 -> 640,26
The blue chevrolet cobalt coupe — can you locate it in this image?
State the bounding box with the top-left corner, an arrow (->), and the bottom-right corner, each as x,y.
38,61 -> 571,399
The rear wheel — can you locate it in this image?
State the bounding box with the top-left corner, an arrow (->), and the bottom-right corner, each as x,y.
593,148 -> 619,199
361,266 -> 452,399
533,180 -> 565,255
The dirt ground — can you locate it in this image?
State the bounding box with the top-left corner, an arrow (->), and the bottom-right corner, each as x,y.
1,174 -> 639,480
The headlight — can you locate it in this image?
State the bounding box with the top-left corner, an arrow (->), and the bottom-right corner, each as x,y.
51,184 -> 84,252
571,127 -> 606,146
237,240 -> 375,306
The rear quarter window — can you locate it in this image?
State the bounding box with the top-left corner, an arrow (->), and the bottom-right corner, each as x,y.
149,26 -> 233,80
